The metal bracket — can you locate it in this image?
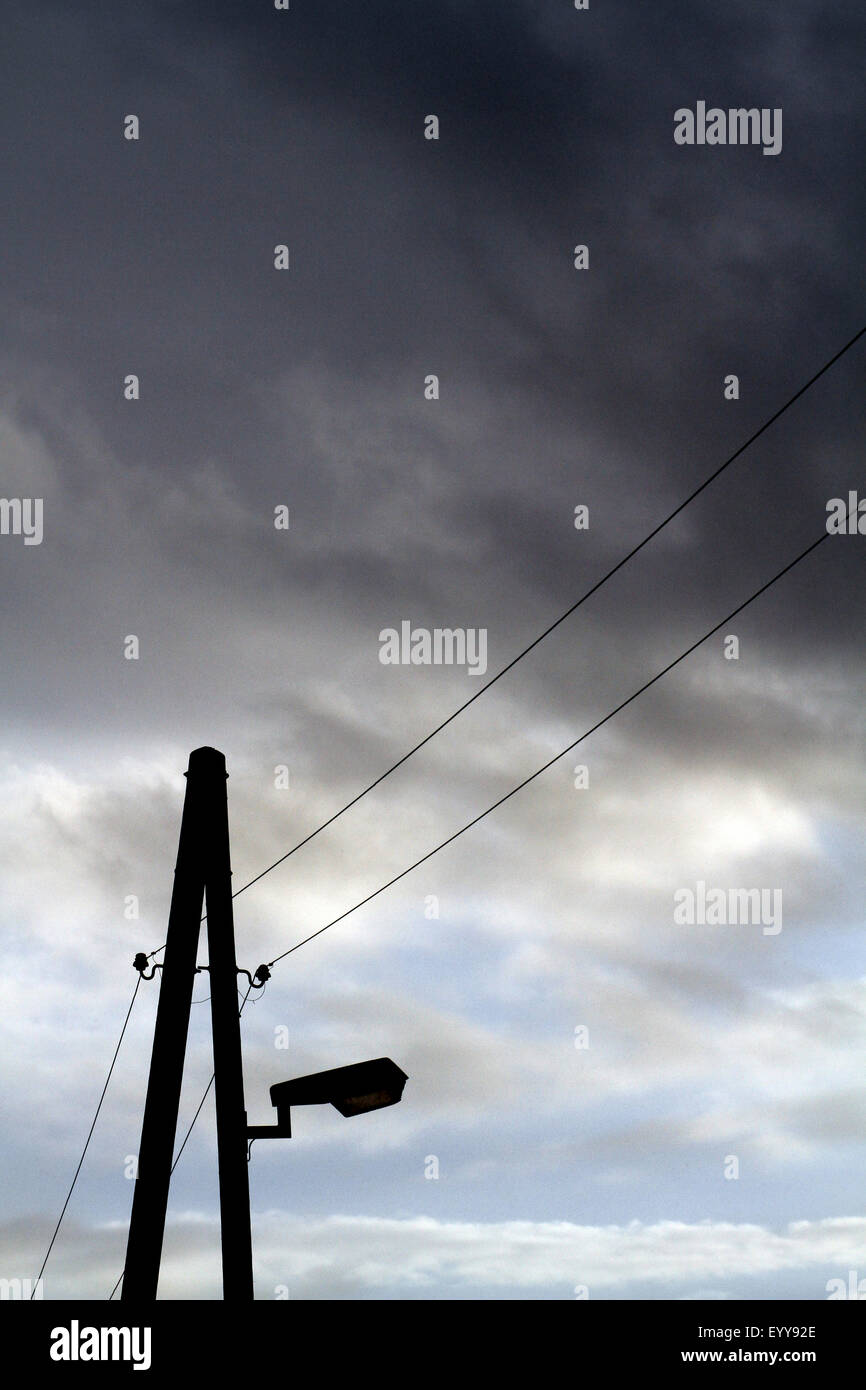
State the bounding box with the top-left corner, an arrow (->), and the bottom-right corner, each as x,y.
133,953 -> 161,981
247,1106 -> 291,1141
237,963 -> 271,990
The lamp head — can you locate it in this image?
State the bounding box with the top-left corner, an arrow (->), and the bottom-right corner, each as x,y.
269,1057 -> 408,1118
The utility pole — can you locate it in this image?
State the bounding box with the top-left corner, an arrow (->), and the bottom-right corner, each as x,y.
122,747 -> 253,1302
202,752 -> 254,1301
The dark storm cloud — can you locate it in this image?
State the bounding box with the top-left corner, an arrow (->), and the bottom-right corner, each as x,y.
0,0 -> 851,703
5,0 -> 864,532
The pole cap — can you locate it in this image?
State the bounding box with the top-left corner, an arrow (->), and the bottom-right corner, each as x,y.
186,747 -> 228,780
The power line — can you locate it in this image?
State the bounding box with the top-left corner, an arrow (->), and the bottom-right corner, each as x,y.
31,975 -> 142,1298
117,330 -> 862,1288
112,514 -> 848,1299
146,320 -> 864,959
266,523 -> 837,967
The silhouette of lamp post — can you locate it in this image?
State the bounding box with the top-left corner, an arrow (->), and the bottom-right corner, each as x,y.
247,1057 -> 408,1141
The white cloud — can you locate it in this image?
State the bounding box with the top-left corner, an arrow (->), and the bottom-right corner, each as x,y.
8,1212 -> 865,1300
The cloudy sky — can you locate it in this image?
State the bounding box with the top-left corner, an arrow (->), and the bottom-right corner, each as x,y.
1,0 -> 864,1301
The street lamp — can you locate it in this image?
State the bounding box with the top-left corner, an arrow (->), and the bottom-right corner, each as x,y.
123,747 -> 408,1302
248,1058 -> 408,1141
